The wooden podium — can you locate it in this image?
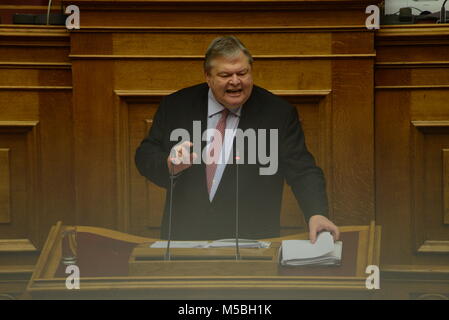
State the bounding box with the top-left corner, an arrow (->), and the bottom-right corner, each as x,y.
26,221 -> 381,299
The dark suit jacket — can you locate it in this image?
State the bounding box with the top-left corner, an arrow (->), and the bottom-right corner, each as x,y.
135,83 -> 328,240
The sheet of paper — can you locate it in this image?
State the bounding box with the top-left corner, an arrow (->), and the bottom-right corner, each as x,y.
281,232 -> 335,260
207,239 -> 271,248
149,239 -> 271,249
150,241 -> 209,248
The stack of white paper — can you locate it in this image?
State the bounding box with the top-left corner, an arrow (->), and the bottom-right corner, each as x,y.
150,239 -> 270,249
280,232 -> 342,266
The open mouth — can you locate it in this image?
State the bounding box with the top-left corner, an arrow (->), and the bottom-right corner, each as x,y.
226,88 -> 243,95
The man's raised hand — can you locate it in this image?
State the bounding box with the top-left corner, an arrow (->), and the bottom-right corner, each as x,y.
167,141 -> 197,175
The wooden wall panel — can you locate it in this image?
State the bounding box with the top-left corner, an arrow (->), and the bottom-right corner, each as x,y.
0,148 -> 11,224
0,121 -> 40,241
116,94 -> 166,237
411,121 -> 449,253
68,1 -> 370,28
376,25 -> 449,279
111,32 -> 333,56
0,26 -> 73,289
72,60 -> 116,229
110,59 -> 333,90
331,58 -> 374,226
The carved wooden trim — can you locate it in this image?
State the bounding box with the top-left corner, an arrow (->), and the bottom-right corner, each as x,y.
0,62 -> 71,69
418,241 -> 449,254
0,239 -> 37,253
115,90 -> 175,97
412,121 -> 449,127
70,54 -> 375,60
72,26 -> 375,32
382,264 -> 449,274
0,86 -> 72,91
27,222 -> 62,285
0,26 -> 69,49
376,25 -> 449,46
115,89 -> 332,98
0,121 -> 39,127
376,62 -> 449,69
0,5 -> 50,10
65,0 -> 382,11
376,85 -> 449,90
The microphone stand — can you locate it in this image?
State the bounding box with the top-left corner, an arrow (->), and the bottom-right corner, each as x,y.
46,0 -> 53,25
440,0 -> 448,23
165,158 -> 176,261
235,151 -> 241,260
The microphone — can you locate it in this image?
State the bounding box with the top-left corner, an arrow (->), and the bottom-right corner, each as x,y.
235,151 -> 241,260
440,0 -> 448,23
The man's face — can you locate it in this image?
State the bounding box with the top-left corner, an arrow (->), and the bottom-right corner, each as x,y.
205,51 -> 253,109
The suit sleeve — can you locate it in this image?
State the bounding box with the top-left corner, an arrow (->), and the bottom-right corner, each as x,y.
279,106 -> 329,222
135,98 -> 170,189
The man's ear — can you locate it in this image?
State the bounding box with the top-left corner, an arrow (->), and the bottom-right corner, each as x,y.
204,71 -> 211,86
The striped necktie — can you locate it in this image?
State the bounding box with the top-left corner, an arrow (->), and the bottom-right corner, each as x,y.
206,108 -> 230,195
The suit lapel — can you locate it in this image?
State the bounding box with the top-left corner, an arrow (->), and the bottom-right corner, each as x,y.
237,86 -> 261,132
191,84 -> 210,197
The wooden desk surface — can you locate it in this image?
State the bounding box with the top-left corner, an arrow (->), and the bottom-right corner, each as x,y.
26,221 -> 381,299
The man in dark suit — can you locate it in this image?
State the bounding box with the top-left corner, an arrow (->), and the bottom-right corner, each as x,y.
135,36 -> 339,242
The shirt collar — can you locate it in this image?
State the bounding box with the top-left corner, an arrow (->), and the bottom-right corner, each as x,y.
208,88 -> 242,118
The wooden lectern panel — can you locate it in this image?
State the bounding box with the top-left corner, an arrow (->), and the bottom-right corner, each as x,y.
129,244 -> 279,277
26,221 -> 381,299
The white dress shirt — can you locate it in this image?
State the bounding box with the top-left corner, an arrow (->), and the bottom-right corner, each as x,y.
206,89 -> 242,202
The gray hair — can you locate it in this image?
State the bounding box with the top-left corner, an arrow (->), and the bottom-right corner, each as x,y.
204,36 -> 253,74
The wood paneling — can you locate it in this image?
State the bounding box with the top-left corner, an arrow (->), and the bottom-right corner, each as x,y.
72,60 -> 116,229
376,25 -> 449,278
411,121 -> 449,253
0,149 -> 11,224
0,25 -> 74,298
331,58 -> 374,226
0,121 -> 40,242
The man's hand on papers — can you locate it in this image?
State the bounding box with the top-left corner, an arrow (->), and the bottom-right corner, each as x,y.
308,215 -> 340,244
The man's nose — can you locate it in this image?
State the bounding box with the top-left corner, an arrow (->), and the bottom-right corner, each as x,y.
229,73 -> 240,85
